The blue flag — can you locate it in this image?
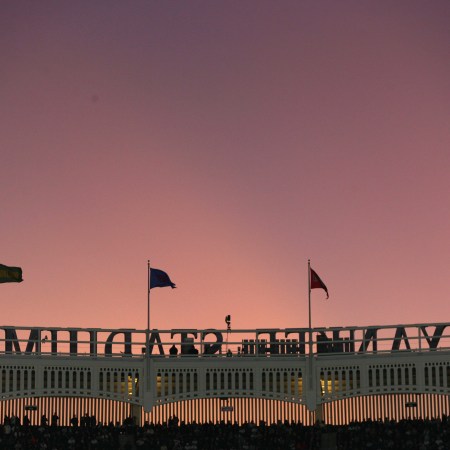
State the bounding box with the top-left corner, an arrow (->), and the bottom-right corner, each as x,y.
150,268 -> 176,289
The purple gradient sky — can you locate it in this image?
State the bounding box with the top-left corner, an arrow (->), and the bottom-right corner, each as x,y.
2,1 -> 450,331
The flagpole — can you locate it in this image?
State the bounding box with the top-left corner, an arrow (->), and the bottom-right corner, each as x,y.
145,261 -> 151,404
308,259 -> 312,330
307,259 -> 314,401
308,259 -> 313,376
147,260 -> 151,331
147,260 -> 150,330
146,260 -> 151,359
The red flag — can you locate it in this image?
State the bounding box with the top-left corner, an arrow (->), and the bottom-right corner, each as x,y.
310,268 -> 328,298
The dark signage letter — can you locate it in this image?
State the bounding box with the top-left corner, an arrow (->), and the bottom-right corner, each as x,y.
392,327 -> 411,351
420,325 -> 446,350
3,328 -> 40,354
358,328 -> 379,353
148,331 -> 165,355
171,331 -> 198,355
201,330 -> 223,355
105,331 -> 133,356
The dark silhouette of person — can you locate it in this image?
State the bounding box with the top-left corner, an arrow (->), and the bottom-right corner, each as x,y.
51,413 -> 59,427
169,345 -> 178,356
81,413 -> 90,427
188,346 -> 199,355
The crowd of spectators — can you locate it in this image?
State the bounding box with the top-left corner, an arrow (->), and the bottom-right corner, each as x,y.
0,415 -> 449,450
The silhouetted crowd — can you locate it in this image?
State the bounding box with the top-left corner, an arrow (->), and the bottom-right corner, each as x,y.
0,415 -> 449,449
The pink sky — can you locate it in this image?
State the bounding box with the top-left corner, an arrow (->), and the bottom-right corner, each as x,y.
1,1 -> 450,332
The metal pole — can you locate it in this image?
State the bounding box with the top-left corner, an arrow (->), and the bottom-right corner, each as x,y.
308,259 -> 312,330
145,260 -> 151,399
147,260 -> 151,331
308,259 -> 313,357
308,259 -> 314,392
146,260 -> 151,359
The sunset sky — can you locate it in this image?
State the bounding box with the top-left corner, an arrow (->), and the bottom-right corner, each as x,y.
2,1 -> 449,332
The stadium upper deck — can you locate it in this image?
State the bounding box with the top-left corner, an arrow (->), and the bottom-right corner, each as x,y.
1,322 -> 449,424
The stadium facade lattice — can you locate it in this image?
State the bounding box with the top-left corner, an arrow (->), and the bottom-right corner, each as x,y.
1,322 -> 449,425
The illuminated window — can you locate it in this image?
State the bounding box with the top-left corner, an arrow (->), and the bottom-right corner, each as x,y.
156,372 -> 162,397
297,371 -> 302,396
320,371 -> 325,395
290,372 -> 295,395
135,373 -> 139,396
164,373 -> 168,396
134,372 -> 139,396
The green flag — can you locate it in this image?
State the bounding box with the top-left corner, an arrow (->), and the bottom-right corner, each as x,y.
0,264 -> 23,283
